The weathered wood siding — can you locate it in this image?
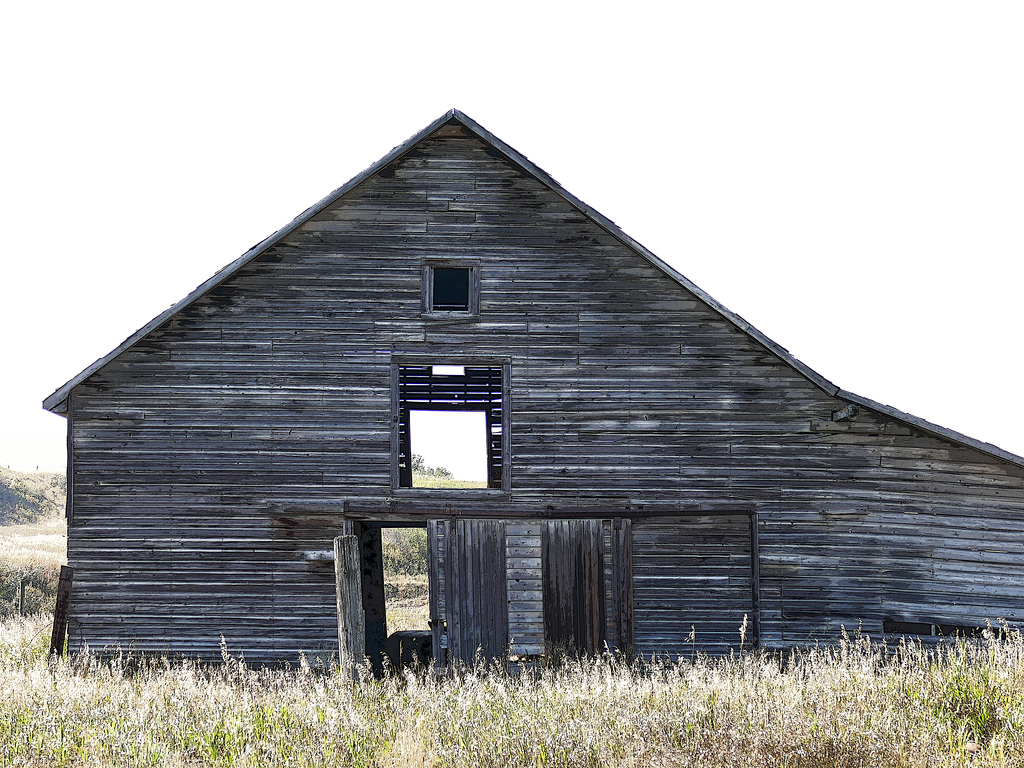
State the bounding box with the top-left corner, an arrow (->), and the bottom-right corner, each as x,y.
63,497 -> 340,660
632,516 -> 753,657
64,121 -> 1024,660
444,519 -> 507,662
506,520 -> 543,657
759,504 -> 1024,645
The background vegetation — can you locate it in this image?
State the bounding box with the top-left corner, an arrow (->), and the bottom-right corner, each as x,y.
381,527 -> 427,577
411,454 -> 487,489
382,528 -> 429,633
0,467 -> 65,525
0,470 -> 66,618
0,516 -> 65,617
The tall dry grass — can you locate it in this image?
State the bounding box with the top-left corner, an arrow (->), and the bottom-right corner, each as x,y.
0,515 -> 66,617
1,614 -> 1023,767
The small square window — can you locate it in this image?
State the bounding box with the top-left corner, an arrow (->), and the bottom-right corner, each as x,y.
433,268 -> 470,311
423,262 -> 479,315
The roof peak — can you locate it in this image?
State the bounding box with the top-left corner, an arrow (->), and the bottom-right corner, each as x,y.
41,112 -> 1024,469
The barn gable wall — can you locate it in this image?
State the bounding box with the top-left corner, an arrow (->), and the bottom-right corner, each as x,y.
65,124 -> 1024,660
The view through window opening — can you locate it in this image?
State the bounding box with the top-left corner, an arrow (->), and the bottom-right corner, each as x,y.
410,410 -> 488,487
396,364 -> 504,489
378,522 -> 431,670
381,524 -> 430,633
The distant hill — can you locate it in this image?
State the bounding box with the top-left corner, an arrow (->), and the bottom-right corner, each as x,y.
0,468 -> 66,525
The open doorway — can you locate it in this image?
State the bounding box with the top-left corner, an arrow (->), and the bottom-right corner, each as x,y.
356,521 -> 432,672
382,525 -> 430,633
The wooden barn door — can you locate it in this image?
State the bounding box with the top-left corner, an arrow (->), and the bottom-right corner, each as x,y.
542,520 -> 604,653
436,519 -> 509,663
426,517 -> 634,665
604,517 -> 633,653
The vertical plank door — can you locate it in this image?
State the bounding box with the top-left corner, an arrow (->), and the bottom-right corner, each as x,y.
444,519 -> 509,663
542,519 -> 604,654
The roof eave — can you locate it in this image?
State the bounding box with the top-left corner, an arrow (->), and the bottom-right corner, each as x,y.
43,109 -> 464,414
836,390 -> 1024,467
450,112 -> 1024,469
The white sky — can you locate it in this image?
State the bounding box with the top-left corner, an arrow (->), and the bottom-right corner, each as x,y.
1,2 -> 1022,473
411,411 -> 489,482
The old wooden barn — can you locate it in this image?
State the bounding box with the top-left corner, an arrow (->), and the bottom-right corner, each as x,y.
44,110 -> 1024,665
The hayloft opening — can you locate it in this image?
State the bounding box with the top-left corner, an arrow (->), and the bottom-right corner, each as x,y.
395,364 -> 505,490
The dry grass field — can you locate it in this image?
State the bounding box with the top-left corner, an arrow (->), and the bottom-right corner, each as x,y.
0,515 -> 66,617
0,469 -> 68,618
0,515 -> 67,566
0,468 -> 65,525
385,574 -> 429,633
1,613 -> 1023,767
410,476 -> 488,489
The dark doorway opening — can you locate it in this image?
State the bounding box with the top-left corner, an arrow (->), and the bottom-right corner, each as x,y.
354,521 -> 432,674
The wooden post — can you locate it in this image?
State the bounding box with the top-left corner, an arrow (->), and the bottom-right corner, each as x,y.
334,536 -> 364,678
427,519 -> 445,670
19,577 -> 26,616
49,565 -> 75,656
749,512 -> 761,647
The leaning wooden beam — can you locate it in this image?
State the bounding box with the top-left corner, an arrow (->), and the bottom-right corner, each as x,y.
49,565 -> 75,656
333,536 -> 364,678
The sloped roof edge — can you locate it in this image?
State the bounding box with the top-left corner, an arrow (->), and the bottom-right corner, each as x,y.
834,390 -> 1024,467
43,111 -> 1024,470
452,113 -> 1024,470
43,109 -> 462,414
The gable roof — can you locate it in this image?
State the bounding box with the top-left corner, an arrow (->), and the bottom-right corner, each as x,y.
43,109 -> 1024,469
